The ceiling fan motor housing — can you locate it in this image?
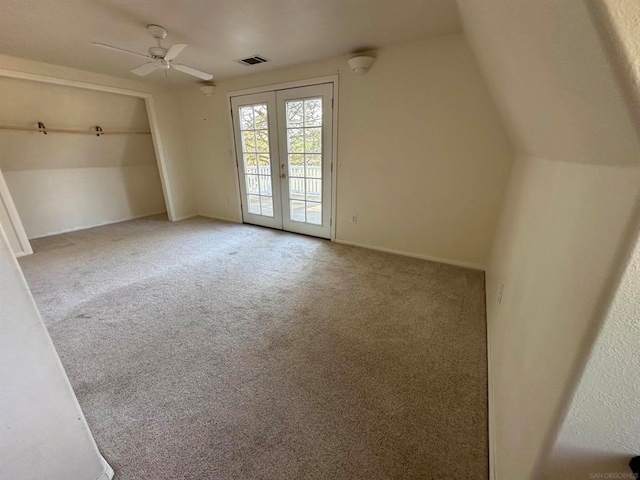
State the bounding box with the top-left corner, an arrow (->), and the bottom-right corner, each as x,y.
148,46 -> 169,59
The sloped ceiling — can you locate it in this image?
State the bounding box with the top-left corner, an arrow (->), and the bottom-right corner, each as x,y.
457,0 -> 640,166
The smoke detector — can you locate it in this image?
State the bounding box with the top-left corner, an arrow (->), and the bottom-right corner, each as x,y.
347,56 -> 375,74
199,84 -> 216,96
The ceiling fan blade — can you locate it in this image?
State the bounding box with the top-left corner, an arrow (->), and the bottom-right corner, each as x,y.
172,63 -> 213,80
92,42 -> 150,59
131,62 -> 161,76
164,43 -> 187,61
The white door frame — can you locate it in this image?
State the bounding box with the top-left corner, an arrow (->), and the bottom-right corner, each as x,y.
0,67 -> 179,255
0,168 -> 32,256
227,75 -> 339,241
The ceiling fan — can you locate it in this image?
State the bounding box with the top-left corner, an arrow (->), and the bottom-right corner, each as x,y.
92,24 -> 213,80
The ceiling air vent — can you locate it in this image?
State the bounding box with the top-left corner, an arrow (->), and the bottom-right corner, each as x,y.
237,55 -> 269,66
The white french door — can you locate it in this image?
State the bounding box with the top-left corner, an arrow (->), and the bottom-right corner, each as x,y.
231,92 -> 282,230
231,83 -> 333,239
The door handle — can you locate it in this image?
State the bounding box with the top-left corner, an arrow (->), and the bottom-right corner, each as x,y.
280,173 -> 287,179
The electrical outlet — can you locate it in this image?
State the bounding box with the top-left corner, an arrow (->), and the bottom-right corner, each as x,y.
497,283 -> 504,304
351,214 -> 358,224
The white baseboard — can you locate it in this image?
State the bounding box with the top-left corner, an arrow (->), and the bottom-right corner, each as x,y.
487,323 -> 497,480
96,456 -> 114,480
172,213 -> 242,224
333,239 -> 486,271
197,213 -> 243,224
171,213 -> 198,222
27,211 -> 167,240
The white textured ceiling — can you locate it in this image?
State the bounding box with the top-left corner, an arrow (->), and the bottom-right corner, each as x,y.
0,0 -> 461,85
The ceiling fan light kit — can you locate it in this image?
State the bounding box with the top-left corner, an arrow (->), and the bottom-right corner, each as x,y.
92,24 -> 213,81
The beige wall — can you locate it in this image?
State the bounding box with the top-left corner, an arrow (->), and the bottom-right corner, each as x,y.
0,222 -> 112,479
457,0 -> 640,478
543,230 -> 640,478
0,77 -> 165,238
486,154 -> 640,479
0,53 -> 197,228
179,34 -> 513,269
544,1 -> 640,478
5,167 -> 165,239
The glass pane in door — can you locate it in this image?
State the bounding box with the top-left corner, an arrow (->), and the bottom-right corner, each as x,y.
285,98 -> 323,225
238,104 -> 273,217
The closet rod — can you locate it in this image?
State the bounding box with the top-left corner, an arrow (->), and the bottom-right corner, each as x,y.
0,125 -> 151,135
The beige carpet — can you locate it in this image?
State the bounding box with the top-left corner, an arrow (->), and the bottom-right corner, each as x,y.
19,215 -> 488,479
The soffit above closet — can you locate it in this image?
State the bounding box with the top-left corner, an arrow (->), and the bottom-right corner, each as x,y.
0,0 -> 461,85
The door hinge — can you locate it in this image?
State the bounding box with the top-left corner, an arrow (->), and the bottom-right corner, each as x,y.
330,218 -> 332,227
